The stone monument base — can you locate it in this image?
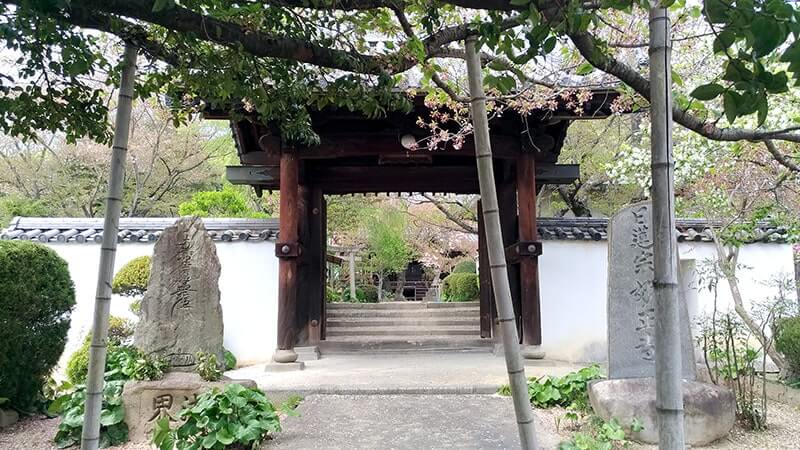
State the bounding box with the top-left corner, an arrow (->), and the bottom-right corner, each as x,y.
588,378 -> 735,446
122,372 -> 256,443
520,345 -> 546,360
0,409 -> 19,428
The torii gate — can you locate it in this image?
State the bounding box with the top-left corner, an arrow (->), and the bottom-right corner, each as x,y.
207,90 -> 618,364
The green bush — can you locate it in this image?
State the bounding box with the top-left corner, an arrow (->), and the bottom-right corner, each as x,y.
441,272 -> 479,302
325,285 -> 341,302
0,240 -> 75,409
776,316 -> 800,377
65,316 -> 135,385
152,384 -> 281,450
112,256 -> 151,297
452,259 -> 476,274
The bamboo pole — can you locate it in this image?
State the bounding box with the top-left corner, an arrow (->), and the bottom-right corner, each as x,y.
81,43 -> 138,450
648,6 -> 685,449
465,35 -> 538,450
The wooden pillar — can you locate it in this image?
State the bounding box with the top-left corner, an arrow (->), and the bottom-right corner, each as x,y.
274,151 -> 299,363
517,153 -> 542,346
497,162 -> 521,338
306,187 -> 325,344
478,200 -> 493,338
295,185 -> 311,345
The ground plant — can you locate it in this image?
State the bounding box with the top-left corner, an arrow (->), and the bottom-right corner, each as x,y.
0,240 -> 75,410
50,379 -> 128,448
558,416 -> 637,450
224,349 -> 238,371
196,352 -> 223,382
499,365 -> 603,411
152,384 -> 281,450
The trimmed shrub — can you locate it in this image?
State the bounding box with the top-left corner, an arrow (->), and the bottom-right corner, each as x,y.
0,240 -> 75,408
361,284 -> 379,303
112,256 -> 151,297
441,272 -> 479,302
452,259 -> 476,274
65,316 -> 134,384
776,316 -> 800,377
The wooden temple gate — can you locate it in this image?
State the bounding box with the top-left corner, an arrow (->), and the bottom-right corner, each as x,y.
212,92 -> 617,363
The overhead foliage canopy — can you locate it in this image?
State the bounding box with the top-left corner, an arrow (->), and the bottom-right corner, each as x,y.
3,0 -> 800,169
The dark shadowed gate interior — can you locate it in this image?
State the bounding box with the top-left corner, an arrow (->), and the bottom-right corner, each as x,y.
208,91 -> 618,361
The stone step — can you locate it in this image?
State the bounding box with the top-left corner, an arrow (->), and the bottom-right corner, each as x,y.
326,308 -> 479,319
327,301 -> 479,310
327,318 -> 480,328
326,326 -> 479,337
319,337 -> 492,353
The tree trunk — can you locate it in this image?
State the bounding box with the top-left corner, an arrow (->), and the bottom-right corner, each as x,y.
377,275 -> 384,302
648,7 -> 685,449
394,270 -> 406,301
465,36 -> 538,450
81,44 -> 137,450
711,234 -> 786,371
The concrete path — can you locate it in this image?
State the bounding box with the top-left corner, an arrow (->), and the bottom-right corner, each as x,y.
267,394 -> 563,450
228,352 -> 586,398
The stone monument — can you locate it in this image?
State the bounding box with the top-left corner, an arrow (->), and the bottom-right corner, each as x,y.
589,202 -> 734,446
606,201 -> 695,379
124,216 -> 254,442
134,216 -> 224,369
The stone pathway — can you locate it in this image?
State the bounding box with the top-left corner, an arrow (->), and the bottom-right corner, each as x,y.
267,394 -> 562,450
228,353 -> 585,399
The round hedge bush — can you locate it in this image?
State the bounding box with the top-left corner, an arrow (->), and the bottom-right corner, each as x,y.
452,259 -> 476,274
0,240 -> 75,408
112,255 -> 151,297
441,272 -> 479,302
776,316 -> 800,376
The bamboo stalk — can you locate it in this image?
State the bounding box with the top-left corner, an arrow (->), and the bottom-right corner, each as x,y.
81,43 -> 137,450
465,35 -> 538,450
648,6 -> 685,449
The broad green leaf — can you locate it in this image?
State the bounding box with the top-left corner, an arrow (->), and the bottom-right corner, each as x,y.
99,406 -> 124,426
689,83 -> 724,100
723,91 -> 739,124
752,17 -> 786,57
216,428 -> 235,446
576,62 -> 594,76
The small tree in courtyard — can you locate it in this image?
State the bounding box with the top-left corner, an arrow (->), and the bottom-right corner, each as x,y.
363,208 -> 414,302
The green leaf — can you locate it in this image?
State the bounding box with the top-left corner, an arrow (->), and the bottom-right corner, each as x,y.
100,406 -> 125,426
756,92 -> 768,126
689,83 -> 724,100
216,428 -> 235,446
712,30 -> 736,54
510,0 -> 530,5
705,0 -> 728,23
152,0 -> 175,12
576,62 -> 594,76
723,91 -> 739,124
752,17 -> 786,57
202,433 -> 217,449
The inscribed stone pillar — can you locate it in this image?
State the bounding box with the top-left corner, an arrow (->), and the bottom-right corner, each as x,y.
134,216 -> 223,371
607,202 -> 695,380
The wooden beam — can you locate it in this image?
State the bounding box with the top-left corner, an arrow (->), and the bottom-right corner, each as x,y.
305,187 -> 325,345
517,153 -> 543,346
226,164 -> 580,194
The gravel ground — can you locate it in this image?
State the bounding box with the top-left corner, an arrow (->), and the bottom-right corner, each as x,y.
2,398 -> 799,449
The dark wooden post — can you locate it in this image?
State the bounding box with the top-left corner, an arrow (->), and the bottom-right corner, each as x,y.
274,151 -> 300,363
306,186 -> 325,344
497,162 -> 521,337
517,153 -> 543,346
477,200 -> 493,338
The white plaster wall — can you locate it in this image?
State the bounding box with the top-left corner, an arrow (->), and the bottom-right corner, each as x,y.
48,240 -> 278,375
539,240 -> 609,362
537,240 -> 796,363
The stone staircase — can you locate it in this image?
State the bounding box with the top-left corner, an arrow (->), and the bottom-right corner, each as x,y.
320,301 -> 492,353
